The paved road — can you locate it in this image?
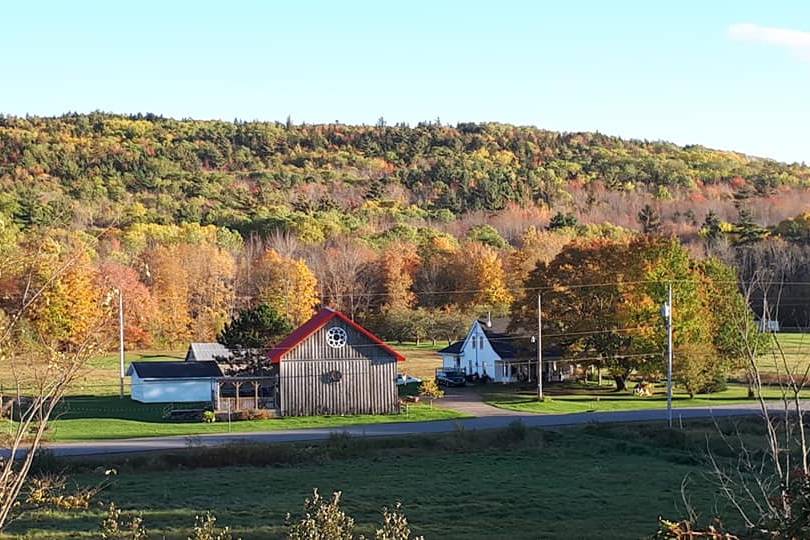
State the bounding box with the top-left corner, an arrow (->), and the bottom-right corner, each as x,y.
20,402 -> 781,458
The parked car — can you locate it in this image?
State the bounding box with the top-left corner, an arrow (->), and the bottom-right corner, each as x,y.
396,374 -> 422,386
435,368 -> 466,387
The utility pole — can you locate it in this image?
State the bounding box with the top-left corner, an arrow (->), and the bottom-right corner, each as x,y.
118,289 -> 125,399
661,283 -> 673,428
537,293 -> 543,400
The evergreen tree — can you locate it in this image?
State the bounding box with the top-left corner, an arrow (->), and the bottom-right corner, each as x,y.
734,208 -> 768,245
700,210 -> 723,243
547,211 -> 578,231
637,204 -> 662,235
217,304 -> 293,375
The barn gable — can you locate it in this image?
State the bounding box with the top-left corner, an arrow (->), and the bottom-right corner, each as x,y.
268,308 -> 404,364
269,308 -> 404,417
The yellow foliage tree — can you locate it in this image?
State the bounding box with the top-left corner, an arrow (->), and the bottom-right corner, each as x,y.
453,242 -> 513,314
27,238 -> 104,349
182,244 -> 236,339
144,245 -> 192,347
379,241 -> 421,311
256,249 -> 319,326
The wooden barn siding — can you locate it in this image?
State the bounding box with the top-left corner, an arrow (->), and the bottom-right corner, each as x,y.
280,320 -> 399,416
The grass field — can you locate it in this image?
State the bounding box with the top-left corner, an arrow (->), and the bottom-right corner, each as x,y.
29,399 -> 466,442
7,420 -> 752,539
483,381 -> 810,415
755,332 -> 810,377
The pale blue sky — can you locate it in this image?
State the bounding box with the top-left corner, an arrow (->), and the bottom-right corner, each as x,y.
2,1 -> 808,162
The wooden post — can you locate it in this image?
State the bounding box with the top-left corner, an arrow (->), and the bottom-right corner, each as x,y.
234,382 -> 242,411
253,381 -> 259,409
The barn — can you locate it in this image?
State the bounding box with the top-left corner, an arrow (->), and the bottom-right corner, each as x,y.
268,308 -> 405,416
127,361 -> 222,403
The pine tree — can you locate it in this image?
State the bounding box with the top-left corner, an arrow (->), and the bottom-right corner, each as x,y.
547,211 -> 578,230
700,210 -> 723,243
734,208 -> 768,245
637,204 -> 662,235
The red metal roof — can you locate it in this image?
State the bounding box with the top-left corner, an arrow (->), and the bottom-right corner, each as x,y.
267,307 -> 406,364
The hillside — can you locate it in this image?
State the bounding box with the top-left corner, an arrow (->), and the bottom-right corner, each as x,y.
1,113 -> 809,237
3,113 -> 810,347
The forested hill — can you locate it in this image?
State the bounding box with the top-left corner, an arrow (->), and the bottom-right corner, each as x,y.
1,113 -> 808,235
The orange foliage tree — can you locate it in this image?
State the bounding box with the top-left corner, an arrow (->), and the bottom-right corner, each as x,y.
97,260 -> 158,348
378,241 -> 421,311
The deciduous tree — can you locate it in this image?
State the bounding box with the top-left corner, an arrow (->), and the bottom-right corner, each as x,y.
255,249 -> 319,326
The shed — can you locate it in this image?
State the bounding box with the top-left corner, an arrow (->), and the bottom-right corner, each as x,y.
127,361 -> 222,403
185,342 -> 233,363
268,308 -> 405,416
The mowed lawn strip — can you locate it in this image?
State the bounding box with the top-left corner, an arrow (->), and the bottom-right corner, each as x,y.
483,382 -> 810,415
9,422 -> 744,540
37,398 -> 467,441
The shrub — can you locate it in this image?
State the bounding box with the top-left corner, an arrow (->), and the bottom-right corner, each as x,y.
99,502 -> 147,540
26,473 -> 105,510
376,502 -> 424,540
190,512 -> 234,540
286,489 -> 355,540
697,374 -> 727,394
202,411 -> 216,423
418,379 -> 444,399
236,408 -> 274,421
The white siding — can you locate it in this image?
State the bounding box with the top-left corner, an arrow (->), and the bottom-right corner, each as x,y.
460,321 -> 501,380
442,354 -> 461,371
130,375 -> 215,403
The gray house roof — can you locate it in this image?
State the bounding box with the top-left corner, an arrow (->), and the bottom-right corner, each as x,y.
438,341 -> 464,355
128,361 -> 223,379
186,342 -> 233,363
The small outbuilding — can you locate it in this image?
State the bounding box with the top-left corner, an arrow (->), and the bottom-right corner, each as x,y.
185,342 -> 233,363
128,361 -> 222,403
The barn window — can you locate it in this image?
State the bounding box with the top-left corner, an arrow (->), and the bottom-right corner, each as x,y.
326,326 -> 348,348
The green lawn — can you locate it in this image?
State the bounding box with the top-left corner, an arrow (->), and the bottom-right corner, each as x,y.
7,420 -> 748,539
35,397 -> 466,441
757,332 -> 810,377
483,382 -> 810,415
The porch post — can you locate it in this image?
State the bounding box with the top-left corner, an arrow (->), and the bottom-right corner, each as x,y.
253,381 -> 259,409
234,382 -> 242,411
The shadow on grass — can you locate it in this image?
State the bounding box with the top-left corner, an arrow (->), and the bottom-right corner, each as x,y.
54,395 -> 207,423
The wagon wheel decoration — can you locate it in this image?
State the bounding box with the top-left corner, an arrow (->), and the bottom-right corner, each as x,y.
326,326 -> 348,349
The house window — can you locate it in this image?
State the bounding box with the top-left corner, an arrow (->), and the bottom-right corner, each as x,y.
479,336 -> 484,349
471,335 -> 476,349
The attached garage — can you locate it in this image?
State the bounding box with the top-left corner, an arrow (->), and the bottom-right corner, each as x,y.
128,361 -> 222,403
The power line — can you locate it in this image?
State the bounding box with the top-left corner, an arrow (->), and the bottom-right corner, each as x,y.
310,278 -> 810,300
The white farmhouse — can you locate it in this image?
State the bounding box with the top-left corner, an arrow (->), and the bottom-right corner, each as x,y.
438,318 -> 564,384
127,361 -> 222,403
